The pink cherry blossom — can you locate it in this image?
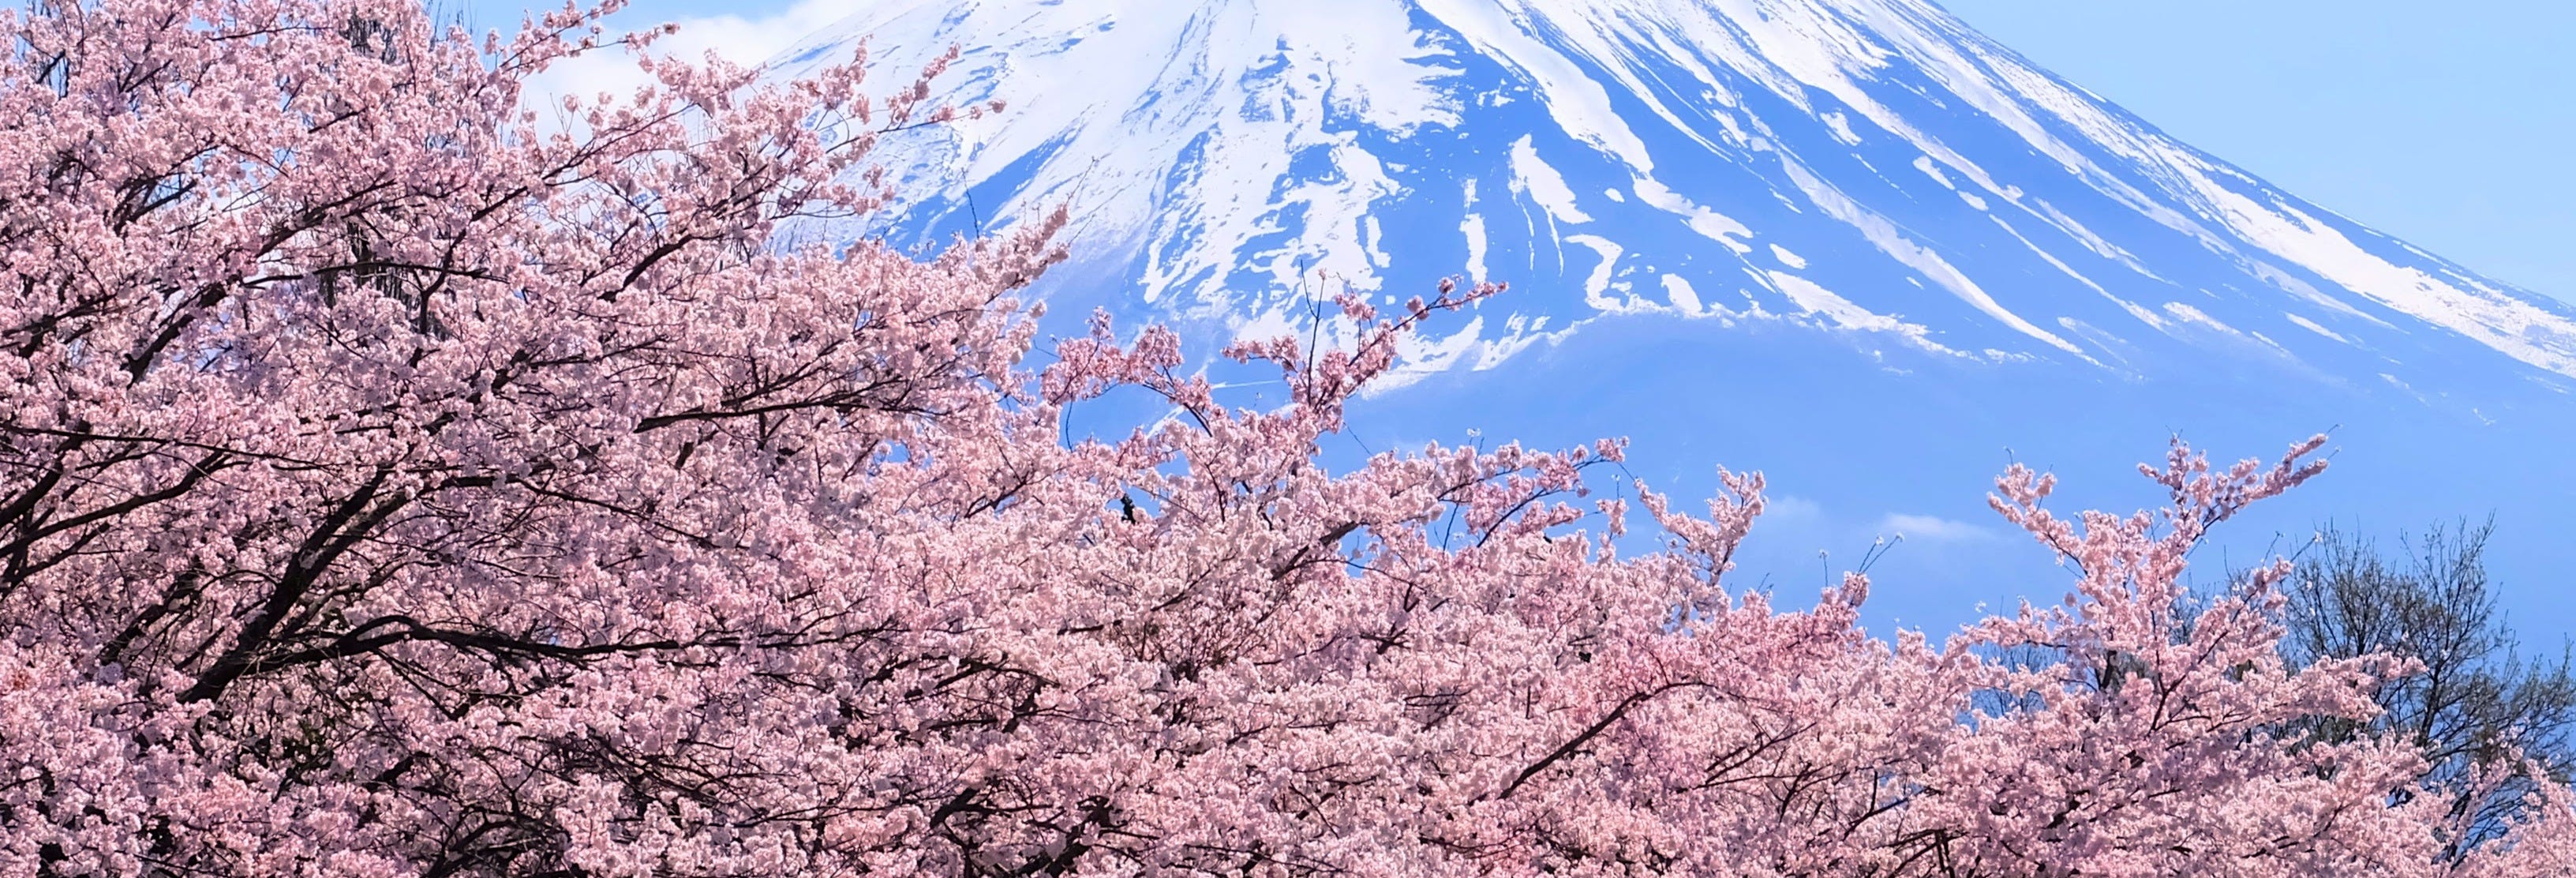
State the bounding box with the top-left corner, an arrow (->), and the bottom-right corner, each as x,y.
1,0 -> 2567,875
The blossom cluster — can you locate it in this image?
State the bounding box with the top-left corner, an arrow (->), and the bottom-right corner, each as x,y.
0,1 -> 2568,875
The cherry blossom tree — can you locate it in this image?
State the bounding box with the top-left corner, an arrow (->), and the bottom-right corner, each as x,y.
1,0 -> 2570,875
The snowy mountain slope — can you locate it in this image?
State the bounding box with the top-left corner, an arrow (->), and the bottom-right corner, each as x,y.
769,0 -> 2576,403
760,0 -> 2576,641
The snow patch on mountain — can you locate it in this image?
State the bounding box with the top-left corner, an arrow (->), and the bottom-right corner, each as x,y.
766,0 -> 2576,399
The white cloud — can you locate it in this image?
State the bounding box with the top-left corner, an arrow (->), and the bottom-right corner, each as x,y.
1765,494 -> 1825,521
1874,512 -> 1997,543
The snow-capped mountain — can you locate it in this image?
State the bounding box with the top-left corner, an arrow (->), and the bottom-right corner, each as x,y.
766,0 -> 2576,638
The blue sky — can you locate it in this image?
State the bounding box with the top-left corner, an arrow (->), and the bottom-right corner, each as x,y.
1935,1 -> 2575,303
461,0 -> 2575,304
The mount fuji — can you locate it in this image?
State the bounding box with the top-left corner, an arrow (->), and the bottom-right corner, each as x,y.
760,0 -> 2576,639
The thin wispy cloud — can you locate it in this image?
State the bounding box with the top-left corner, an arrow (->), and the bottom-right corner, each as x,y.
1874,512 -> 1998,543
